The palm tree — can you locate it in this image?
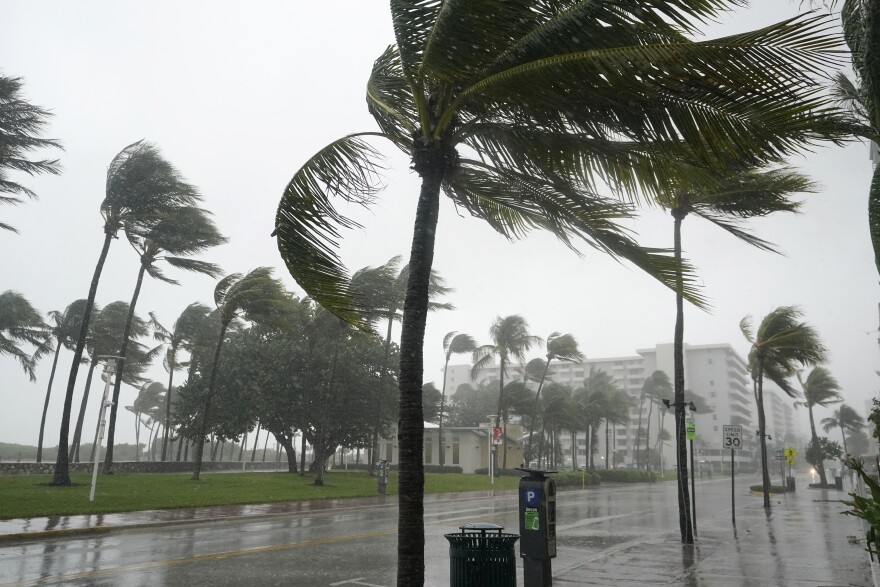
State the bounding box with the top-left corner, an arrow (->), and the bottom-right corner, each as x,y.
36,299 -> 87,462
103,206 -> 226,473
52,141 -> 199,486
636,370 -> 672,471
660,165 -> 811,543
741,306 -> 826,508
472,315 -> 542,469
0,74 -> 61,234
0,290 -> 49,380
350,256 -> 451,473
795,367 -> 842,485
822,403 -> 865,456
191,268 -> 287,481
149,302 -> 213,461
526,333 -> 584,464
272,6 -> 843,581
438,332 -> 477,466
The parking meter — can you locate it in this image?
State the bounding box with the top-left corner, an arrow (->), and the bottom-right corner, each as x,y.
377,460 -> 388,495
517,468 -> 556,586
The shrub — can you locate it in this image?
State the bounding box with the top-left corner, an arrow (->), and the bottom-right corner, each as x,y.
594,469 -> 656,483
473,467 -> 521,477
750,484 -> 787,494
553,470 -> 601,487
842,455 -> 880,559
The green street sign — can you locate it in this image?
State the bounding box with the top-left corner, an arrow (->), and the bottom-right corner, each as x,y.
686,421 -> 696,441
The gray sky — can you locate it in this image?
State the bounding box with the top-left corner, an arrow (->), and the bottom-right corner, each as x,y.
2,1 -> 876,448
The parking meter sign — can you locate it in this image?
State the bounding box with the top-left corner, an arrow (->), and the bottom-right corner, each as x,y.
524,488 -> 540,507
722,425 -> 742,451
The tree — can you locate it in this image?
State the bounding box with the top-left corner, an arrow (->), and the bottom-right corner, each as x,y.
438,332 -> 477,466
795,367 -> 842,485
659,165 -> 810,543
446,383 -> 497,428
822,403 -> 865,456
149,302 -> 213,461
52,141 -> 199,486
636,370 -> 672,471
526,333 -> 584,466
472,315 -> 542,469
36,299 -> 87,462
805,436 -> 843,470
103,205 -> 226,473
741,306 -> 826,508
272,5 -> 844,580
0,74 -> 61,234
190,268 -> 287,481
0,290 -> 49,380
422,383 -> 442,424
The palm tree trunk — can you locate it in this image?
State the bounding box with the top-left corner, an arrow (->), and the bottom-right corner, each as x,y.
70,359 -> 97,462
396,160 -> 442,587
808,406 -> 828,485
104,262 -> 148,473
496,359 -> 507,470
571,429 -> 578,470
52,231 -> 113,486
605,420 -> 610,470
134,415 -> 141,462
161,361 -> 176,461
36,342 -> 62,463
526,359 -> 552,466
280,436 -> 297,473
299,434 -> 307,476
538,418 -> 547,468
238,433 -> 247,461
251,422 -> 261,462
672,208 -> 694,544
370,315 -> 395,476
841,424 -> 848,455
191,321 -> 229,481
438,356 -> 451,467
757,363 -> 771,509
635,393 -> 645,470
176,437 -> 184,461
262,432 -> 269,462
646,399 -> 654,470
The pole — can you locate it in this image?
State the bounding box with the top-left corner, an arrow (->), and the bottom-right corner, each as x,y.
90,358 -> 118,502
690,437 -> 697,538
730,448 -> 736,528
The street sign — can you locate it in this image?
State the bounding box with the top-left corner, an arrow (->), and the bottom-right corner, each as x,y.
774,448 -> 784,460
784,447 -> 797,465
722,425 -> 742,450
686,421 -> 696,441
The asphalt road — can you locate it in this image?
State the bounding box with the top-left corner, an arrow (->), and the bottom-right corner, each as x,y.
0,475 -> 872,586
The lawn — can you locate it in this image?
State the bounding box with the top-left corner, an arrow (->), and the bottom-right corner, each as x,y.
0,471 -> 520,520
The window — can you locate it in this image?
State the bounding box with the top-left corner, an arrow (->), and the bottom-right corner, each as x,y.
424,441 -> 432,464
452,436 -> 460,465
386,442 -> 393,463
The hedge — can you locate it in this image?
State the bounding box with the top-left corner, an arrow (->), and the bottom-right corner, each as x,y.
594,469 -> 656,483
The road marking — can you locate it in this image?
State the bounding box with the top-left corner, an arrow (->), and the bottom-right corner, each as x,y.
0,528 -> 397,587
329,578 -> 387,587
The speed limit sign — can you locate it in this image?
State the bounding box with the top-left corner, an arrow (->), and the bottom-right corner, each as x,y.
722,425 -> 742,450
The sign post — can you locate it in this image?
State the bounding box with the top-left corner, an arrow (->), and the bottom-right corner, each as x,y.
722,425 -> 742,528
686,419 -> 697,538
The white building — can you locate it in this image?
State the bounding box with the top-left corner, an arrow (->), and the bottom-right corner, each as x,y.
443,342 -> 801,471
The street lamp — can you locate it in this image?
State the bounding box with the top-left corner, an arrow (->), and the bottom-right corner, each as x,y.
486,415 -> 499,484
90,356 -> 122,502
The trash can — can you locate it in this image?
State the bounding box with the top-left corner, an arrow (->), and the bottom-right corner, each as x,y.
786,476 -> 796,492
445,522 -> 519,587
835,476 -> 843,490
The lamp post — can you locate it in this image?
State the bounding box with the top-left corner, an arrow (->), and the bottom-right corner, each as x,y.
487,415 -> 498,484
90,356 -> 122,502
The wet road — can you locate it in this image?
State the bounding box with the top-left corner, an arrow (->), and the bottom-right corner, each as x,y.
0,476 -> 873,586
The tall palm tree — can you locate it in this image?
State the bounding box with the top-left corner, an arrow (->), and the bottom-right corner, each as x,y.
350,256 -> 451,473
36,299 -> 87,463
795,366 -> 842,485
149,302 -> 213,461
0,74 -> 61,234
741,306 -> 826,508
526,333 -> 584,464
103,206 -> 226,473
438,331 -> 477,466
52,141 -> 199,486
660,165 -> 811,542
472,315 -> 542,469
822,403 -> 865,455
0,290 -> 49,380
636,370 -> 672,471
272,5 -> 843,581
191,268 -> 287,481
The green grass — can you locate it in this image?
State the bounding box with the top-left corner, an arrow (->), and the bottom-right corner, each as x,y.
0,471 -> 520,520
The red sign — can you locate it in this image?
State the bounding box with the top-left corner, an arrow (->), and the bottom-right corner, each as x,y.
492,426 -> 502,444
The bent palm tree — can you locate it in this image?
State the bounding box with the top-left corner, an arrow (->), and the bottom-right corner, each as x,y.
0,74 -> 61,234
526,333 -> 584,464
661,165 -> 811,542
822,403 -> 865,455
0,290 -> 49,380
438,332 -> 477,466
472,315 -> 542,469
52,141 -> 198,486
795,366 -> 842,485
36,299 -> 87,462
741,306 -> 826,509
191,268 -> 287,481
150,302 -> 212,461
273,4 -> 843,581
103,206 -> 225,473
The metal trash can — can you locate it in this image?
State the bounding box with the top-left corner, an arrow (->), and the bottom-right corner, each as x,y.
445,522 -> 519,587
786,476 -> 796,492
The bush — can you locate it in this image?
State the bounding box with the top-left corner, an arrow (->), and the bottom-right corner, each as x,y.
424,465 -> 463,474
473,467 -> 521,477
553,470 -> 601,487
750,484 -> 788,494
594,469 -> 656,483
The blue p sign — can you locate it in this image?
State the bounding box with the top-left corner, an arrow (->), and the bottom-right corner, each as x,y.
524,489 -> 540,506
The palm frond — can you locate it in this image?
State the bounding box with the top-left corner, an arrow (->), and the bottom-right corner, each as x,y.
164,257 -> 224,278
367,45 -> 418,150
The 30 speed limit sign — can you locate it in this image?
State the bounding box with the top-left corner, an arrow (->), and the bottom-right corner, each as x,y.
722,425 -> 742,450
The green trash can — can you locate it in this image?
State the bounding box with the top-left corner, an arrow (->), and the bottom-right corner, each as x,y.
445,522 -> 519,587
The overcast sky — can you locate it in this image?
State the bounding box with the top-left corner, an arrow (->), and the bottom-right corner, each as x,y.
2,1 -> 876,449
